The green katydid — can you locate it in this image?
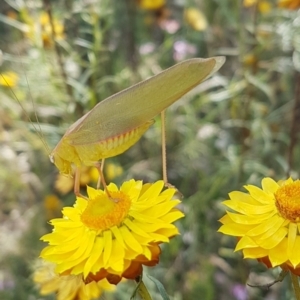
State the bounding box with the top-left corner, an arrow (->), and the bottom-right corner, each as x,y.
48,56 -> 225,195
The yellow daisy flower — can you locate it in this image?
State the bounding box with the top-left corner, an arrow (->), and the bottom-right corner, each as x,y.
40,180 -> 184,284
219,177 -> 300,276
33,260 -> 115,300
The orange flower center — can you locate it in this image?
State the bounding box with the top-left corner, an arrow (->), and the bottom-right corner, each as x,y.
81,191 -> 131,231
275,180 -> 300,222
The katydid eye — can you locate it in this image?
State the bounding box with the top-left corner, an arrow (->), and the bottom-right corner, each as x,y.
49,155 -> 55,164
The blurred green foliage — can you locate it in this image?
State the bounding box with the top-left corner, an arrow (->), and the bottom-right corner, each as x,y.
0,0 -> 300,299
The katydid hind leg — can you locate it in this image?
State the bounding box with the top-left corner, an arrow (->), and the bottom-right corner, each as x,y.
161,110 -> 168,185
74,167 -> 88,199
95,159 -> 106,190
161,111 -> 183,197
95,161 -> 117,201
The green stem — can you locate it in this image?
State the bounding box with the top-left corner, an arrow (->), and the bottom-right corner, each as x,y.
290,272 -> 300,300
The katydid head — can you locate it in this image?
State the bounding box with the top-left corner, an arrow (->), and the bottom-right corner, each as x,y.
49,150 -> 73,176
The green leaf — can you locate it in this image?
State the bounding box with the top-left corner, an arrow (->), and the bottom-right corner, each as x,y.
147,275 -> 170,300
131,277 -> 152,300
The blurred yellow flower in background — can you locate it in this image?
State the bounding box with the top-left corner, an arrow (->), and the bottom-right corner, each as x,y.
24,11 -> 64,48
184,8 -> 208,32
243,53 -> 258,67
105,162 -> 123,181
55,166 -> 98,195
219,178 -> 300,276
278,0 -> 300,9
244,0 -> 257,5
44,194 -> 63,220
0,71 -> 19,87
33,260 -> 115,300
243,0 -> 272,13
40,180 -> 184,284
137,0 -> 165,10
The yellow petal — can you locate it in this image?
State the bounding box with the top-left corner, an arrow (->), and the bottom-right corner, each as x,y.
228,191 -> 261,205
39,277 -> 60,294
139,181 -> 164,201
219,214 -> 232,224
103,230 -> 112,267
160,210 -> 184,223
247,215 -> 284,237
218,223 -> 254,236
83,237 -> 104,278
55,233 -> 95,273
55,228 -> 86,252
66,230 -> 96,261
156,227 -> 179,238
70,259 -> 87,275
74,197 -> 88,212
289,236 -> 300,267
108,239 -> 125,273
278,177 -> 294,186
149,232 -> 170,243
257,227 -> 287,249
124,219 -> 150,237
111,226 -> 126,248
235,236 -> 257,250
288,222 -> 297,258
133,221 -> 173,232
226,211 -> 275,225
86,186 -> 104,199
107,182 -> 118,192
244,185 -> 273,204
160,188 -> 176,201
50,218 -> 80,227
223,200 -> 274,215
261,177 -> 279,194
62,208 -> 80,221
133,233 -> 153,245
91,248 -> 105,273
130,211 -> 164,224
142,200 -> 181,218
143,246 -> 152,260
120,226 -> 143,253
121,179 -> 140,195
243,247 -> 268,258
269,238 -> 288,266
